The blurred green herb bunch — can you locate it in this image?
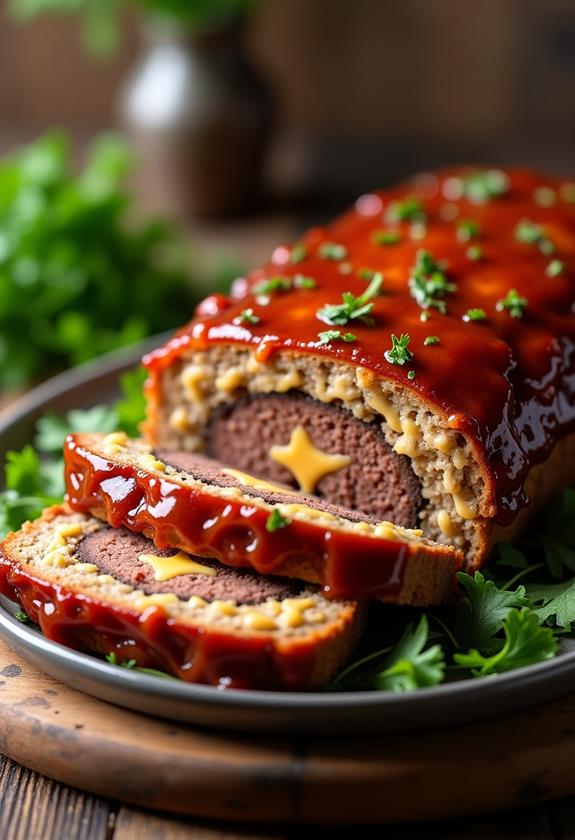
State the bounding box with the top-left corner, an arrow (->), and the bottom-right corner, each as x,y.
0,131 -> 198,391
9,0 -> 256,54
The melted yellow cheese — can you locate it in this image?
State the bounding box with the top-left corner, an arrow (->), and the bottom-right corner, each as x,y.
269,425 -> 351,493
365,392 -> 403,434
452,492 -> 477,520
138,552 -> 217,581
222,468 -> 287,494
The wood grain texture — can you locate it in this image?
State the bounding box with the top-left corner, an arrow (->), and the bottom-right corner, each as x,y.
0,754 -> 111,840
3,636 -> 575,826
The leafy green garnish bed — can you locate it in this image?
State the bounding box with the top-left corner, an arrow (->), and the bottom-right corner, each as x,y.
2,375 -> 575,692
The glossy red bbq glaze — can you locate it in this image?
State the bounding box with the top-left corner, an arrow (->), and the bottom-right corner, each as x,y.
0,556 -> 322,690
63,435 -> 437,600
144,168 -> 575,524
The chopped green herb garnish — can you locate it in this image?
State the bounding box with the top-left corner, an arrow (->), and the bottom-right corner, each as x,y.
533,186 -> 556,207
456,219 -> 480,242
358,267 -> 376,280
515,219 -> 541,244
234,308 -> 260,325
419,311 -> 430,323
461,169 -> 509,204
372,229 -> 401,246
290,243 -> 308,263
317,242 -> 348,261
466,245 -> 483,261
14,611 -> 30,623
253,276 -> 291,295
514,219 -> 555,255
385,196 -> 426,224
317,272 -> 383,326
293,274 -> 317,289
546,260 -> 565,277
496,289 -> 528,319
407,370 -> 416,380
463,307 -> 487,322
408,250 -> 456,314
265,509 -> 290,532
560,182 -> 575,204
384,333 -> 413,366
317,330 -> 357,346
423,335 -> 440,346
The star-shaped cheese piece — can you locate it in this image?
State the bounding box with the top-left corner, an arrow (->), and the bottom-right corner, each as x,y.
269,425 -> 351,494
138,552 -> 217,581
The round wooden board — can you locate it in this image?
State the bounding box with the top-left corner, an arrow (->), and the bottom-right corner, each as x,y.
1,636 -> 575,825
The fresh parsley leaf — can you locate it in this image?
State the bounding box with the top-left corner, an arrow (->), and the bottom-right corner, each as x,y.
385,197 -> 426,224
423,335 -> 440,346
454,609 -> 557,676
455,571 -> 531,654
317,242 -> 348,261
316,273 -> 383,326
384,333 -> 413,366
408,250 -> 456,314
496,289 -> 528,319
460,169 -> 509,204
374,616 -> 445,691
293,274 -> 317,289
372,230 -> 401,246
546,260 -> 564,277
463,307 -> 487,322
35,406 -> 118,454
514,219 -> 555,254
265,509 -> 289,532
493,542 -> 529,569
317,330 -> 356,346
233,308 -> 260,326
456,219 -> 480,242
253,276 -> 292,295
527,579 -> 575,629
290,243 -> 308,263
114,366 -> 147,438
466,245 -> 483,261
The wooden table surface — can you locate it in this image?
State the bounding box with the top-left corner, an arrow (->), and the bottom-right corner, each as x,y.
1,752 -> 575,839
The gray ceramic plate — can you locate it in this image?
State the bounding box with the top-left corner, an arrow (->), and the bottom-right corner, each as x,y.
2,341 -> 575,735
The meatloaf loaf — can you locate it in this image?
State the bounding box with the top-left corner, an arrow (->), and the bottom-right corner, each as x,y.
0,505 -> 364,689
142,167 -> 575,567
64,432 -> 462,604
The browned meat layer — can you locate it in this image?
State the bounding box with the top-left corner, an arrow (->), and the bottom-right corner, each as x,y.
203,393 -> 422,527
75,528 -> 302,604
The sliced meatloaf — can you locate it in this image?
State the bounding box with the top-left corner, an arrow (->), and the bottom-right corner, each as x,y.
0,505 -> 365,690
64,432 -> 462,605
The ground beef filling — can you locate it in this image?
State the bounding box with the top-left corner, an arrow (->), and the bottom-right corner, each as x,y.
202,393 -> 422,528
75,528 -> 302,604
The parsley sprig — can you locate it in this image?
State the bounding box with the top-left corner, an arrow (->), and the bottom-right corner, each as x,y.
496,289 -> 528,319
384,333 -> 413,366
408,250 -> 456,314
514,219 -> 555,255
316,272 -> 383,326
317,330 -> 357,346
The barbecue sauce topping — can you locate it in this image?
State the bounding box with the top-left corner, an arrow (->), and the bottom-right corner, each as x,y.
144,168 -> 575,523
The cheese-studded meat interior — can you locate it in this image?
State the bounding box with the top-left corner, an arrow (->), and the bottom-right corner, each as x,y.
75,527 -> 302,604
201,393 -> 422,528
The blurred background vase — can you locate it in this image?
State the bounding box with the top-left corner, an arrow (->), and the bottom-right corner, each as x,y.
120,18 -> 273,219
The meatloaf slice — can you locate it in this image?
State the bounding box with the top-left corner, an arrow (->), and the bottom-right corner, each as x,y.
0,505 -> 364,690
64,432 -> 462,605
